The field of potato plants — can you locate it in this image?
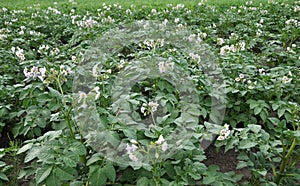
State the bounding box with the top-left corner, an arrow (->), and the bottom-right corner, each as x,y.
0,0 -> 299,185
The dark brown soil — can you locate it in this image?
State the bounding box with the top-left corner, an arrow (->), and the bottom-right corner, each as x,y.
203,145 -> 251,180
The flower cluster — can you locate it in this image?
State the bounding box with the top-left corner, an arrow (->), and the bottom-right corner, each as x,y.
219,41 -> 246,55
126,135 -> 168,162
141,101 -> 159,116
23,65 -> 73,84
12,47 -> 25,61
235,73 -> 245,82
77,86 -> 100,108
217,124 -> 230,141
158,61 -> 174,73
126,139 -> 139,162
155,135 -> 168,152
23,66 -> 46,81
282,71 -> 292,84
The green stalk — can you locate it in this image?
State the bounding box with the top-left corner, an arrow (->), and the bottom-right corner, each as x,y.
275,125 -> 299,184
56,77 -> 75,139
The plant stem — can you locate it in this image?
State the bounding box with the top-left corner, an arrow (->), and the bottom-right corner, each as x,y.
276,125 -> 299,184
56,77 -> 75,139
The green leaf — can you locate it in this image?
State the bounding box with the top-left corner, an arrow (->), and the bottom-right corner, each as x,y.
255,169 -> 267,176
103,162 -> 116,182
136,177 -> 149,186
247,99 -> 259,109
0,172 -> 9,181
46,172 -> 60,186
89,165 -> 107,186
247,124 -> 261,133
48,87 -> 61,99
55,167 -> 74,181
17,143 -> 33,154
69,142 -> 86,156
87,154 -> 102,166
187,108 -> 201,116
239,139 -> 257,149
236,161 -> 248,169
36,165 -> 53,184
259,110 -> 268,122
254,106 -> 262,115
164,162 -> 175,178
278,108 -> 286,118
61,155 -> 77,167
24,147 -> 40,163
225,138 -> 238,152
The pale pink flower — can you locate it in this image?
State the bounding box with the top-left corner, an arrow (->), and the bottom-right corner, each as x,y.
162,142 -> 167,152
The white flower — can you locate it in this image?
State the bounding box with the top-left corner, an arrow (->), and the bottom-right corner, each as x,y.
174,18 -> 180,23
217,38 -> 225,45
15,47 -> 25,61
128,153 -> 138,162
130,139 -> 138,144
258,68 -> 265,74
162,142 -> 167,152
248,85 -> 254,89
151,9 -> 157,14
239,41 -> 246,50
156,135 -> 165,145
158,62 -> 166,73
199,32 -> 207,39
79,92 -> 87,100
148,101 -> 159,112
189,53 -> 201,62
282,76 -> 292,84
23,67 -> 30,78
166,61 -> 174,71
92,65 -> 98,77
224,124 -> 229,130
38,67 -> 46,81
239,74 -> 244,79
235,77 -> 240,82
92,87 -> 100,100
140,106 -> 146,114
217,124 -> 230,141
217,135 -> 225,141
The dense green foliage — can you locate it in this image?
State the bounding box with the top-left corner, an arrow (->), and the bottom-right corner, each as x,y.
0,0 -> 299,185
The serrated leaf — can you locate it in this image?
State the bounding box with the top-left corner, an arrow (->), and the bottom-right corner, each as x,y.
36,165 -> 53,184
